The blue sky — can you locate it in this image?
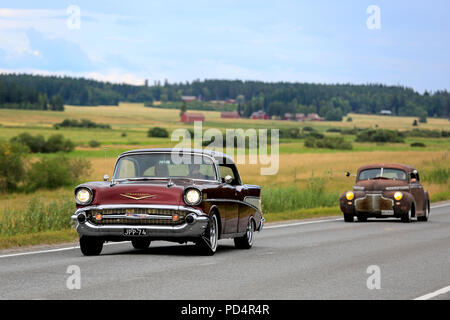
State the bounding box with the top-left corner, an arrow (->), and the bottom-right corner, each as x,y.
0,0 -> 449,92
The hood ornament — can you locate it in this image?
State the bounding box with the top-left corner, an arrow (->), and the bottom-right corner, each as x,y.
120,193 -> 156,200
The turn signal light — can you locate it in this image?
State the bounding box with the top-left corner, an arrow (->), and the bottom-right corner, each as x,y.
172,214 -> 179,222
95,213 -> 103,220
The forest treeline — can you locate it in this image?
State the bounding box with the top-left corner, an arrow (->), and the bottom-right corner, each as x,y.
0,73 -> 448,119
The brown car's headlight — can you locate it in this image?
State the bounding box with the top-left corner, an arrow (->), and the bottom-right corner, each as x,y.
394,192 -> 403,201
75,188 -> 93,205
346,191 -> 354,201
184,188 -> 202,206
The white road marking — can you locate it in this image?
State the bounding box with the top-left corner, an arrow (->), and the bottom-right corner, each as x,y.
414,285 -> 450,300
0,203 -> 448,259
0,241 -> 128,259
264,218 -> 342,230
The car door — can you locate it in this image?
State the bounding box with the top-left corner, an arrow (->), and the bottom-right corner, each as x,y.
218,164 -> 239,234
410,170 -> 425,214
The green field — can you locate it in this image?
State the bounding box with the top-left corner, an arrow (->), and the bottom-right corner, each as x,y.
1,103 -> 449,248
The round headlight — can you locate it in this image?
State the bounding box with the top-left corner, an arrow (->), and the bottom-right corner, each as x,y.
394,192 -> 403,201
346,191 -> 354,201
185,188 -> 201,206
75,188 -> 93,205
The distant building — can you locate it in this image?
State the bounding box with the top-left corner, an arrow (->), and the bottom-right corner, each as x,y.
251,110 -> 269,120
181,96 -> 198,103
225,99 -> 236,104
221,111 -> 240,119
381,110 -> 392,116
306,113 -> 324,121
284,113 -> 306,121
180,112 -> 205,123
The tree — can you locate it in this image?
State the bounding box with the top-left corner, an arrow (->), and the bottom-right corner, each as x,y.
180,101 -> 187,116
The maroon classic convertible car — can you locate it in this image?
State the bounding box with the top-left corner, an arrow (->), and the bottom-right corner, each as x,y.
71,148 -> 264,256
340,163 -> 430,223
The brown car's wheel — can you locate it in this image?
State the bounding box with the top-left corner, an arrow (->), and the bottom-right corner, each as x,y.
234,218 -> 255,249
401,207 -> 412,223
417,203 -> 430,222
80,236 -> 104,256
357,214 -> 368,222
131,238 -> 151,250
197,213 -> 219,256
344,214 -> 354,223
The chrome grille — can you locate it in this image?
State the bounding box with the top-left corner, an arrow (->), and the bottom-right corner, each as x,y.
355,194 -> 393,213
86,208 -> 186,226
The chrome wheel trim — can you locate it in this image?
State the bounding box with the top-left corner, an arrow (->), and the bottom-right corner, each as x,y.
209,215 -> 218,252
247,220 -> 254,246
408,208 -> 412,221
425,205 -> 429,219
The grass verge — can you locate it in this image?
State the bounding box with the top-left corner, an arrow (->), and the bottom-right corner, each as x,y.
0,229 -> 78,250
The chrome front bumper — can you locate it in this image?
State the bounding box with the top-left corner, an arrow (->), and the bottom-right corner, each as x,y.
71,204 -> 209,238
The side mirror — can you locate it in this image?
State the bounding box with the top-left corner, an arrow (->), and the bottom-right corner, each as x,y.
103,174 -> 110,182
346,172 -> 351,177
224,175 -> 233,184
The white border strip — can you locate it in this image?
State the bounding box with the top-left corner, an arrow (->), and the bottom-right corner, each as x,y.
264,218 -> 342,229
414,285 -> 450,300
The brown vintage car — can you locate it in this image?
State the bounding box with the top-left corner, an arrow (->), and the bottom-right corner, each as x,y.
71,148 -> 264,256
340,163 -> 430,223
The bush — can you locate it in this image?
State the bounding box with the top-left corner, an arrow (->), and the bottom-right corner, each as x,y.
25,157 -> 91,192
326,128 -> 341,133
148,127 -> 169,138
279,128 -> 302,139
0,141 -> 28,192
356,129 -> 404,143
10,133 -> 75,153
324,108 -> 343,121
55,119 -> 111,129
88,140 -> 101,148
121,132 -> 127,137
347,117 -> 353,122
43,134 -> 75,153
305,136 -> 353,150
410,142 -> 426,148
405,129 -> 444,138
302,126 -> 314,132
412,119 -> 418,127
10,133 -> 46,153
306,132 -> 324,139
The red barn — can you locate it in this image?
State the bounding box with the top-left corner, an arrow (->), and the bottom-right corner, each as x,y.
251,110 -> 269,120
221,111 -> 240,119
180,112 -> 205,123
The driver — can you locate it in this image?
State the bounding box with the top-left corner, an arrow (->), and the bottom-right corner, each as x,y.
190,164 -> 204,179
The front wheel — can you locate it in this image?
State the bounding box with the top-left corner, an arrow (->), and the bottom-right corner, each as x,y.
80,236 -> 104,256
131,238 -> 151,250
196,213 -> 219,256
234,218 -> 255,249
401,208 -> 412,223
344,214 -> 354,223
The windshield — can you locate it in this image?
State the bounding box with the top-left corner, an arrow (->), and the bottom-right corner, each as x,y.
358,168 -> 407,181
114,153 -> 217,181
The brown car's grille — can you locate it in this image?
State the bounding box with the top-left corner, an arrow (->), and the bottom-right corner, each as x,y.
355,194 -> 393,213
86,208 -> 186,226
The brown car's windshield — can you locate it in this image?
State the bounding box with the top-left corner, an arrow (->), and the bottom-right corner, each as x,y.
114,153 -> 217,181
359,168 -> 407,181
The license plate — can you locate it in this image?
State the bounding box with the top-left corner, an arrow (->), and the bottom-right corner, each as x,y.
381,210 -> 394,216
123,228 -> 148,236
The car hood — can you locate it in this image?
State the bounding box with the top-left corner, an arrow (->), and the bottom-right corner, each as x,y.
355,179 -> 409,192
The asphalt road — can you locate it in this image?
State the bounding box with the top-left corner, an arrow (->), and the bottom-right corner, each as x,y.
1,203 -> 449,300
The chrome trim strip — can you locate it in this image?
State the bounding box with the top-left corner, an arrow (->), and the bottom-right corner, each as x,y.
74,204 -> 205,216
386,186 -> 409,191
204,198 -> 261,213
